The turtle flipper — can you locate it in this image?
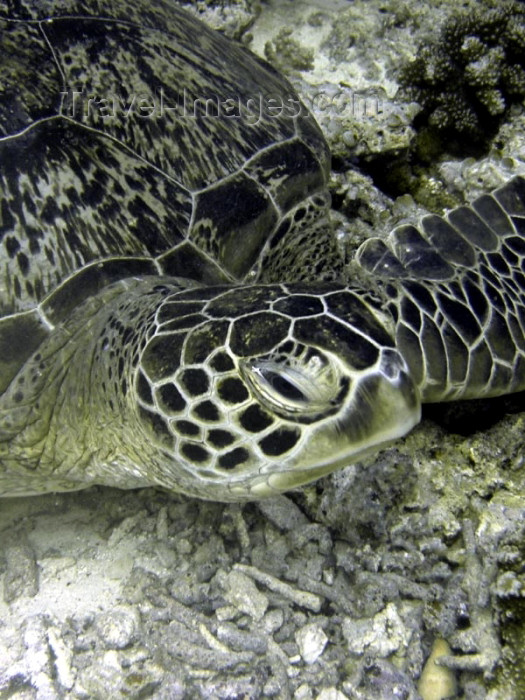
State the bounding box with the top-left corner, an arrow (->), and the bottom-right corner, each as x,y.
356,176 -> 525,401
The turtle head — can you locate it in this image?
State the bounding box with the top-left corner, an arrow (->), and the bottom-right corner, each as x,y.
133,284 -> 420,501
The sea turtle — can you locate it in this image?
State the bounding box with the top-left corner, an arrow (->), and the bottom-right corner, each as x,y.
1,0 -> 525,501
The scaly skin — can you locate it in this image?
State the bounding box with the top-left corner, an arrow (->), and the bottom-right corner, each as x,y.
0,277 -> 419,500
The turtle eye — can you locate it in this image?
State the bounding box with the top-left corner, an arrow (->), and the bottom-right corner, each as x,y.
259,368 -> 308,403
240,358 -> 344,418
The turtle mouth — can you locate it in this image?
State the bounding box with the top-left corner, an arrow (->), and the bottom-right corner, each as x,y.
246,419 -> 416,499
247,457 -> 354,498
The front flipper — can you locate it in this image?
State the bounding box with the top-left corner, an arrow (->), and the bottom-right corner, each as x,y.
356,176 -> 525,401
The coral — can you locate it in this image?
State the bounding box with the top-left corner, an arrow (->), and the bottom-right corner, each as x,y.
264,28 -> 315,72
175,0 -> 256,39
400,3 -> 525,155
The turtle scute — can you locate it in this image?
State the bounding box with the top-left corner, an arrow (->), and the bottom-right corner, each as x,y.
0,270 -> 419,499
124,283 -> 419,500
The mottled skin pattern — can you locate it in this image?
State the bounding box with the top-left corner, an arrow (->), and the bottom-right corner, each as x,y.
0,0 -> 525,499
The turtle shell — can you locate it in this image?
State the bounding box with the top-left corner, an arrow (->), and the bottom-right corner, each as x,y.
0,0 -> 330,391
